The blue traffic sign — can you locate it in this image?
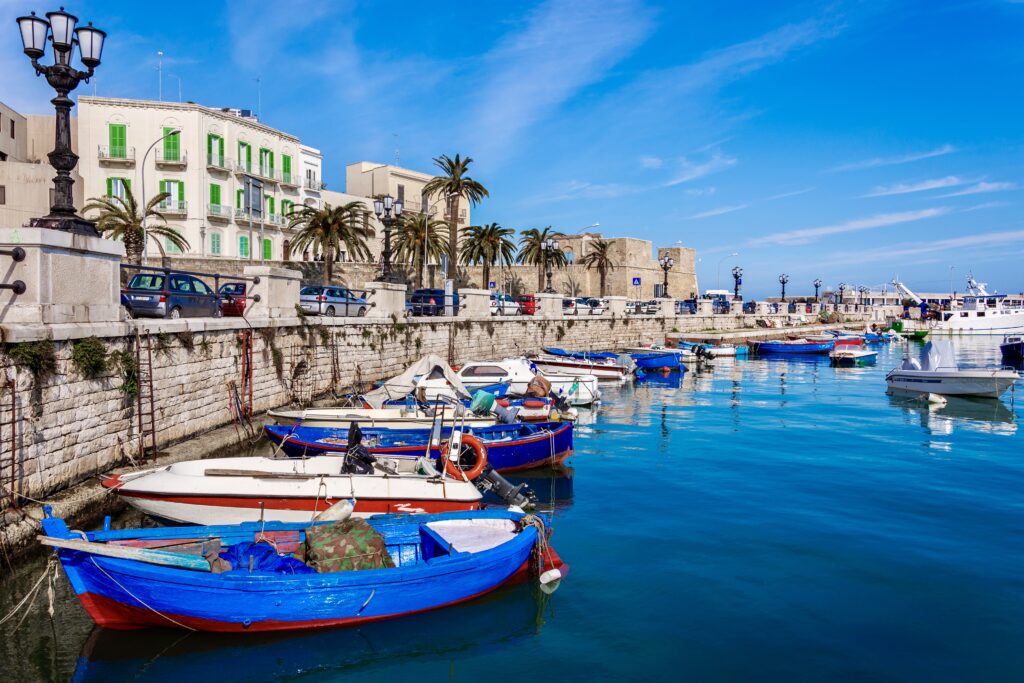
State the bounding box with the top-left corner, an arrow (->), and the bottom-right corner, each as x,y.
632,277 -> 641,286
488,281 -> 496,289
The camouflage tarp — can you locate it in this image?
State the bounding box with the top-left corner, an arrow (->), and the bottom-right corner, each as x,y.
304,518 -> 396,573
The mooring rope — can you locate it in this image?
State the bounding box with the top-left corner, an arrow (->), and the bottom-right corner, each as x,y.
0,555 -> 56,629
89,557 -> 197,631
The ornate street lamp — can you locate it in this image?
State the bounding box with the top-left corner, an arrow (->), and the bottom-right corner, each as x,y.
858,285 -> 869,306
372,194 -> 403,281
16,8 -> 106,236
778,273 -> 790,302
543,237 -> 561,293
837,282 -> 847,305
732,266 -> 743,300
659,255 -> 675,298
813,278 -> 822,300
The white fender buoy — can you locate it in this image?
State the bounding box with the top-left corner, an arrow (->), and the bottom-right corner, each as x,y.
927,393 -> 948,406
314,498 -> 356,522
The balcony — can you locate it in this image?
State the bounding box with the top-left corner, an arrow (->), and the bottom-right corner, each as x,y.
235,208 -> 254,223
97,145 -> 135,165
234,160 -> 254,175
302,178 -> 326,191
158,199 -> 188,216
280,172 -> 299,188
207,203 -> 232,220
155,149 -> 187,167
206,153 -> 229,171
264,213 -> 286,226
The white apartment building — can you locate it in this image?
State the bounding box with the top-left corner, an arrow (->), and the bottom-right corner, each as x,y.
77,96 -> 325,261
345,161 -> 470,228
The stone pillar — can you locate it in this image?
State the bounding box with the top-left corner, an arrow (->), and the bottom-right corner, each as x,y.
362,281 -> 407,319
697,299 -> 714,316
242,265 -> 302,319
535,292 -> 563,320
655,297 -> 674,319
756,302 -> 773,316
605,296 -> 628,317
0,226 -> 124,325
458,288 -> 490,319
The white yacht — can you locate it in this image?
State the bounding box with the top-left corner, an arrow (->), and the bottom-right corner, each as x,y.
886,341 -> 1019,398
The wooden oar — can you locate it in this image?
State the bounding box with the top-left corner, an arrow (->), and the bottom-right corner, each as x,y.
39,536 -> 212,572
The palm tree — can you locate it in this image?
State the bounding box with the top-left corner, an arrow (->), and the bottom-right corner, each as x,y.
516,226 -> 566,291
422,154 -> 489,271
459,223 -> 516,290
578,239 -> 616,297
392,212 -> 449,288
287,202 -> 373,283
84,188 -> 188,264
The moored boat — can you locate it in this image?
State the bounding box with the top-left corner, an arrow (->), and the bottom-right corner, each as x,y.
530,352 -> 631,381
629,351 -> 682,371
268,407 -> 496,429
885,341 -> 1019,398
40,508 -> 565,632
1000,335 -> 1023,365
829,347 -> 878,367
751,339 -> 834,355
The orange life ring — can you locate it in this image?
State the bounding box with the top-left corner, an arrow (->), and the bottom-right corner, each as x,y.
441,434 -> 488,480
522,399 -> 547,409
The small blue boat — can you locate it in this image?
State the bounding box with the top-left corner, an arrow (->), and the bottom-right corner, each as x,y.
264,421 -> 575,471
629,351 -> 682,371
1000,335 -> 1023,365
41,508 -> 563,633
752,340 -> 834,355
543,347 -> 619,361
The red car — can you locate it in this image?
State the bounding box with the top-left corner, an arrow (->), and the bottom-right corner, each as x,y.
219,282 -> 248,317
515,294 -> 538,315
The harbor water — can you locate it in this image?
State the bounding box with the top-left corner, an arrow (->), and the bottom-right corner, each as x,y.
2,338 -> 1022,681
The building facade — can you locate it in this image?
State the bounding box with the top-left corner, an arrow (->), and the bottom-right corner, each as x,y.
345,161 -> 471,228
76,96 -> 327,261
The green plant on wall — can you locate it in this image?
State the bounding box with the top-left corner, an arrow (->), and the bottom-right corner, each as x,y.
109,349 -> 139,400
70,336 -> 109,379
8,340 -> 58,381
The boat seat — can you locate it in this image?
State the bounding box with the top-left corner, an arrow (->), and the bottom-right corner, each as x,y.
425,519 -> 518,554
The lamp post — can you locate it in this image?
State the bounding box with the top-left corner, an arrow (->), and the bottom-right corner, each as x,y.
813,278 -> 822,301
543,237 -> 561,293
732,266 -> 743,300
658,255 -> 675,298
16,8 -> 106,236
778,273 -> 789,302
858,285 -> 869,307
141,128 -> 180,264
837,282 -> 847,305
372,194 -> 403,282
716,252 -> 739,290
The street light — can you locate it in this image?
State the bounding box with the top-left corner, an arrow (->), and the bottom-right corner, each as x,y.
659,255 -> 675,298
732,266 -> 743,300
140,129 -> 180,264
778,273 -> 790,302
837,282 -> 847,305
813,278 -> 822,300
858,285 -> 869,307
716,252 -> 739,290
372,194 -> 403,281
16,8 -> 106,235
543,237 -> 561,293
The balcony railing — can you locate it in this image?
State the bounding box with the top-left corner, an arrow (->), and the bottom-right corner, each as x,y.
97,145 -> 135,163
234,160 -> 253,174
206,153 -> 228,170
235,208 -> 253,222
279,172 -> 298,187
158,200 -> 188,215
257,165 -> 278,182
266,213 -> 284,226
302,179 -> 326,191
207,203 -> 232,219
155,149 -> 187,166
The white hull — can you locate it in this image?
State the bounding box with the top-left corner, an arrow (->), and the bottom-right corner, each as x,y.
105,456 -> 482,526
268,407 -> 495,429
457,358 -> 602,405
886,369 -> 1018,398
531,356 -> 629,381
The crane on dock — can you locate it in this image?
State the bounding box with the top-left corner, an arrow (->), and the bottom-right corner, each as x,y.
891,279 -> 924,305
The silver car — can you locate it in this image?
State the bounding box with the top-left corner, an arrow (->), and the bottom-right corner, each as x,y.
299,285 -> 369,317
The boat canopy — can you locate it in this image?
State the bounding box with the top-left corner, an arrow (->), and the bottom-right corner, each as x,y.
362,354 -> 474,409
922,341 -> 958,371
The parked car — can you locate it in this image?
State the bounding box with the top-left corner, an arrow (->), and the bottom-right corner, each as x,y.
643,300 -> 660,314
409,288 -> 460,316
299,285 -> 369,317
584,298 -> 607,315
490,292 -> 520,316
515,294 -> 538,315
219,282 -> 248,317
675,299 -> 697,315
562,298 -> 580,316
121,272 -> 221,319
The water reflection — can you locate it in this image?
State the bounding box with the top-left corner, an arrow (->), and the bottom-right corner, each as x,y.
500,465 -> 575,512
71,582 -> 554,683
888,395 -> 1018,436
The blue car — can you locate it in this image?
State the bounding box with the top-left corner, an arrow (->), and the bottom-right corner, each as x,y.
121,272 -> 222,319
409,288 -> 460,316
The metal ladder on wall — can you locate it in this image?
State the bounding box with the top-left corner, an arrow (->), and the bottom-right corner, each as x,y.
134,330 -> 158,458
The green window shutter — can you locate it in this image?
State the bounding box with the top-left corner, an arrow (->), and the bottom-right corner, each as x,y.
159,180 -> 166,196
178,182 -> 185,203
210,232 -> 221,255
124,177 -> 131,192
108,124 -> 126,158
163,127 -> 179,160
218,137 -> 224,158
236,189 -> 243,209
282,155 -> 291,179
263,239 -> 272,260
266,196 -> 275,214
210,183 -> 221,205
269,152 -> 275,173
106,178 -> 113,197
239,235 -> 249,257
206,134 -> 213,156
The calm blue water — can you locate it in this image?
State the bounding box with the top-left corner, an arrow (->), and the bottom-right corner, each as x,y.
3,338 -> 1023,681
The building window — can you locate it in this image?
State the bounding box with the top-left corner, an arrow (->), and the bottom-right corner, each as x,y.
259,148 -> 274,177
281,199 -> 293,217
108,123 -> 126,158
210,232 -> 221,255
207,134 -> 224,166
164,236 -> 182,254
239,235 -> 250,258
397,184 -> 405,203
236,189 -> 244,210
0,185 -> 6,205
238,141 -> 251,172
159,180 -> 183,210
163,127 -> 180,161
209,183 -> 221,207
263,238 -> 273,260
282,154 -> 292,183
265,195 -> 275,216
106,177 -> 130,200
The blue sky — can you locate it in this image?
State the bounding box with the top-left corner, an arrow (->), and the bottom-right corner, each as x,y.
3,0 -> 1023,297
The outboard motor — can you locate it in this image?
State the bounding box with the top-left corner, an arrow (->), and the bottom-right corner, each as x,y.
341,422 -> 377,475
474,465 -> 537,509
492,403 -> 521,424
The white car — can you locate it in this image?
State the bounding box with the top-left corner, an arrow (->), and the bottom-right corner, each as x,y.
490,292 -> 520,316
585,298 -> 607,315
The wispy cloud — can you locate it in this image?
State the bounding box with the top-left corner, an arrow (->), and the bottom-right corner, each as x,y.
939,181 -> 1017,197
766,187 -> 815,201
962,201 -> 1010,212
685,187 -> 717,197
465,0 -> 654,159
640,156 -> 664,169
539,179 -> 640,203
821,229 -> 1024,266
830,144 -> 957,172
663,152 -> 737,186
862,176 -> 964,197
687,204 -> 748,220
750,208 -> 950,246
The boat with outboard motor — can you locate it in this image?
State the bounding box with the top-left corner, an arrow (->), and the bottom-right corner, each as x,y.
829,347 -> 878,367
267,406 -> 496,430
40,507 -> 565,632
629,351 -> 683,371
530,349 -> 632,381
886,340 -> 1019,398
454,358 -> 601,406
264,421 -> 575,471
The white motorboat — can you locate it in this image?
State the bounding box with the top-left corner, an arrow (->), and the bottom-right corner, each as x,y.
456,357 -> 601,406
530,351 -> 631,381
885,341 -> 1019,398
894,276 -> 1024,336
102,455 -> 484,526
267,406 -> 496,429
829,347 -> 878,367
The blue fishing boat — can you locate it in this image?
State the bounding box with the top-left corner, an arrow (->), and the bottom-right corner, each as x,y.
40,507 -> 564,633
751,339 -> 834,355
1000,335 -> 1023,365
543,347 -> 620,361
629,351 -> 682,371
264,421 -> 575,471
